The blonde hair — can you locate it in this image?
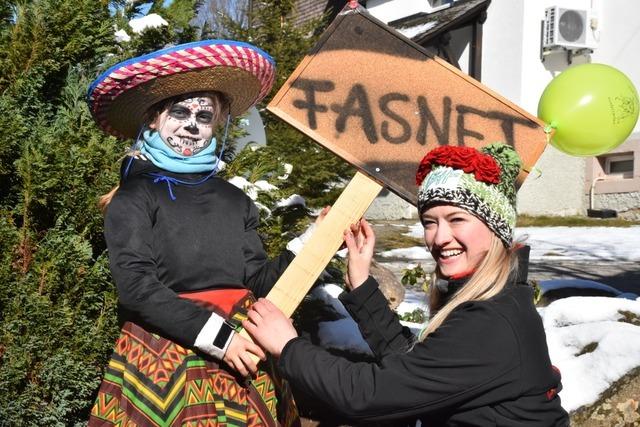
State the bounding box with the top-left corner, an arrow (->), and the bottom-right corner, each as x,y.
420,234 -> 518,340
98,91 -> 227,213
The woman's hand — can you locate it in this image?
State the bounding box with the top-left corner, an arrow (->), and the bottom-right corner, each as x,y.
243,299 -> 298,358
223,334 -> 266,377
344,219 -> 375,290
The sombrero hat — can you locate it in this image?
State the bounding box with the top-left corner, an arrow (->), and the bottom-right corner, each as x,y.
87,39 -> 276,139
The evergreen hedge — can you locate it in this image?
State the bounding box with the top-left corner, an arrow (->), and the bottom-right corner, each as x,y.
0,1 -> 351,424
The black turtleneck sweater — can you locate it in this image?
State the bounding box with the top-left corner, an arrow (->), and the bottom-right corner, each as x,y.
104,158 -> 294,348
278,249 -> 569,426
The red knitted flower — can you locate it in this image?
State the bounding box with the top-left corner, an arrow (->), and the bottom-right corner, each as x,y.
472,155 -> 501,183
415,145 -> 501,185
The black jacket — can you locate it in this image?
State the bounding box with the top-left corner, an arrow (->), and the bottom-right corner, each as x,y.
278,258 -> 569,426
104,158 -> 294,348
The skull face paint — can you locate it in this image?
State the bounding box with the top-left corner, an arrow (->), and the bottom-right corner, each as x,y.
152,96 -> 216,156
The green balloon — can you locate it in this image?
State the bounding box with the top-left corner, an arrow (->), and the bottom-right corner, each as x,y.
537,63 -> 639,156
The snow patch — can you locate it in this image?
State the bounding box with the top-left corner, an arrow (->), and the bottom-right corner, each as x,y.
541,297 -> 640,411
114,29 -> 131,42
228,176 -> 279,201
397,21 -> 439,39
379,246 -> 432,261
309,284 -> 373,355
396,288 -> 429,317
129,14 -> 168,34
276,194 -> 305,209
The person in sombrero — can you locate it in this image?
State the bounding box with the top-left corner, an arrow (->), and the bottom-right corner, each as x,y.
87,40 -> 300,426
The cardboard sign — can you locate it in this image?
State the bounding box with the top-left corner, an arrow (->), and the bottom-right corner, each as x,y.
268,6 -> 547,205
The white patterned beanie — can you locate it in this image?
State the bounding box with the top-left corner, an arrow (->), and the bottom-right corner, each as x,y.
416,143 -> 522,247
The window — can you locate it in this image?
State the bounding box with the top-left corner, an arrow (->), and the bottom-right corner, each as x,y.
602,153 -> 634,179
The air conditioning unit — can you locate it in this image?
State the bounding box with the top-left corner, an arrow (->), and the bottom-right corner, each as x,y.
543,6 -> 597,50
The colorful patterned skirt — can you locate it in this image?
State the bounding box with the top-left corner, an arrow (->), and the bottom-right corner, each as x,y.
89,289 -> 300,427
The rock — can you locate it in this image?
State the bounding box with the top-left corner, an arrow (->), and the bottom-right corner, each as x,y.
619,208 -> 640,221
570,367 -> 640,426
370,259 -> 405,310
617,399 -> 639,424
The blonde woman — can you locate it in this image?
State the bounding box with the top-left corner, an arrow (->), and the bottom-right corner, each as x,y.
244,143 -> 569,426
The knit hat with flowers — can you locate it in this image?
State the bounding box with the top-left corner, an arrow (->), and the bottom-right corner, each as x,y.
416,143 -> 522,246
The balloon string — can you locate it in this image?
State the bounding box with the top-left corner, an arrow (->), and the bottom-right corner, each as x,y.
522,165 -> 542,179
543,123 -> 556,144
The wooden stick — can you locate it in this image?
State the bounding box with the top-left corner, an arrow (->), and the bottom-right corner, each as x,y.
266,171 -> 383,316
239,171 -> 382,355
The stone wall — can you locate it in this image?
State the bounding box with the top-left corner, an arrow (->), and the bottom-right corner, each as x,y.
365,190 -> 417,220
590,192 -> 640,220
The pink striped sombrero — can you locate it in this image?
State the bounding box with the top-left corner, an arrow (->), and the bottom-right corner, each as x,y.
87,40 -> 276,139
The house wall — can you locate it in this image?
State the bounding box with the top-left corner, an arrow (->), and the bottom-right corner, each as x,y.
365,189 -> 417,219
585,134 -> 640,218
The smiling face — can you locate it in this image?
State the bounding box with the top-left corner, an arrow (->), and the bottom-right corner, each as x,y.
150,95 -> 217,156
422,205 -> 494,278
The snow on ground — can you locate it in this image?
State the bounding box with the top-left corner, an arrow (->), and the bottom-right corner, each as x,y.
379,246 -> 432,261
253,180 -> 278,193
400,223 -> 640,261
515,226 -> 640,261
541,297 -> 640,412
396,288 -> 429,317
309,284 -> 373,355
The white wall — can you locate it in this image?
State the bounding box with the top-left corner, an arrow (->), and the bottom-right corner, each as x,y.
481,0 -> 525,104
592,0 -> 640,106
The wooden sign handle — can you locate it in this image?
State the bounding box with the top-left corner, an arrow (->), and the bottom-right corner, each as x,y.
241,171 -> 382,361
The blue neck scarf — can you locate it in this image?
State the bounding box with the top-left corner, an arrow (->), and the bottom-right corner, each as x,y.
139,130 -> 219,173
